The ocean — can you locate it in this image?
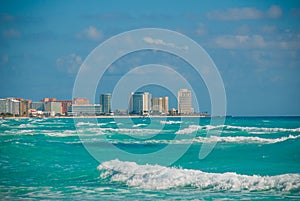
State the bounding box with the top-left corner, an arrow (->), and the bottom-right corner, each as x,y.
1,116 -> 300,200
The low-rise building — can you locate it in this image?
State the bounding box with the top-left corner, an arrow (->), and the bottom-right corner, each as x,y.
67,104 -> 101,116
73,98 -> 89,105
44,102 -> 62,116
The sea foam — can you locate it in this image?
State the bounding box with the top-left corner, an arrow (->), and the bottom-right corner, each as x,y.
98,159 -> 300,191
175,124 -> 300,134
160,120 -> 182,125
225,125 -> 300,133
108,134 -> 300,145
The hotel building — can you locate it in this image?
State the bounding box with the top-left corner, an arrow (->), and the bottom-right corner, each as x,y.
100,94 -> 111,115
0,98 -> 21,115
151,97 -> 169,115
67,104 -> 101,116
44,101 -> 62,116
129,92 -> 151,115
178,89 -> 194,115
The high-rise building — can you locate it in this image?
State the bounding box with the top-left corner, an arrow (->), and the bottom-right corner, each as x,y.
178,89 -> 194,115
100,94 -> 111,115
16,98 -> 31,116
73,98 -> 89,105
0,98 -> 21,115
162,97 -> 169,114
129,92 -> 151,115
151,96 -> 168,115
7,98 -> 20,115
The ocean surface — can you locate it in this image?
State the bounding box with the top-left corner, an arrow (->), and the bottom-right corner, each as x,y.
1,116 -> 300,200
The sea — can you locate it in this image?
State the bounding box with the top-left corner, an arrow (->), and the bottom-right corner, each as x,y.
0,116 -> 300,200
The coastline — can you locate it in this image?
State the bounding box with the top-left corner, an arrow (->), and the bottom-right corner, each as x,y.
2,115 -> 211,119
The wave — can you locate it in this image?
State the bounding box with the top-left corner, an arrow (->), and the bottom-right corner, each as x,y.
193,135 -> 300,144
76,122 -> 107,127
160,120 -> 182,125
175,125 -> 300,135
225,125 -> 300,133
98,159 -> 300,191
3,129 -> 35,135
132,124 -> 148,128
175,125 -> 222,134
106,134 -> 300,145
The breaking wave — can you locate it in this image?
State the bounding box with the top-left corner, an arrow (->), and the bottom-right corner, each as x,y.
107,134 -> 300,145
132,124 -> 148,128
225,125 -> 300,133
175,125 -> 222,134
160,120 -> 182,125
175,125 -> 300,134
98,159 -> 300,191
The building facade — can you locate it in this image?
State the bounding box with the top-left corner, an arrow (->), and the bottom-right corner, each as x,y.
0,98 -> 21,115
129,92 -> 151,115
55,100 -> 72,115
30,102 -> 44,111
7,98 -> 20,115
151,96 -> 168,115
178,89 -> 194,115
100,94 -> 111,115
0,98 -> 8,114
16,98 -> 31,116
73,98 -> 89,105
44,102 -> 62,116
67,104 -> 101,116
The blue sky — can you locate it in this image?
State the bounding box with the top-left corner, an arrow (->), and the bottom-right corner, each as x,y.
0,0 -> 299,116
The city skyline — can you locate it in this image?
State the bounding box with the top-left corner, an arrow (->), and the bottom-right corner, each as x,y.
0,89 -> 200,117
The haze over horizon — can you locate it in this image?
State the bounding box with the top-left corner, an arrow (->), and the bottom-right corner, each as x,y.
0,0 -> 299,116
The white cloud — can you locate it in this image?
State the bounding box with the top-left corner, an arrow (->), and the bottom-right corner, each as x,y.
214,35 -> 266,49
2,28 -> 20,39
77,26 -> 103,41
207,5 -> 282,21
56,53 -> 82,74
143,37 -> 188,50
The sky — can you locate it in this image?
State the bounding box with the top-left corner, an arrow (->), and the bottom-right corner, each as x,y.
0,0 -> 299,116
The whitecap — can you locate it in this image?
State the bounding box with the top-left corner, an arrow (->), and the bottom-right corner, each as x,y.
175,125 -> 222,134
160,120 -> 182,125
108,134 -> 300,145
98,159 -> 300,191
225,125 -> 300,133
132,124 -> 148,128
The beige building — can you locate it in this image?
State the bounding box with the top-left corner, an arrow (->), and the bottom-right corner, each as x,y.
151,97 -> 168,115
73,97 -> 89,105
178,89 -> 194,115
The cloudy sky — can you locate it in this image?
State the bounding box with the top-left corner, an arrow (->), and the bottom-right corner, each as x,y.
0,0 -> 299,116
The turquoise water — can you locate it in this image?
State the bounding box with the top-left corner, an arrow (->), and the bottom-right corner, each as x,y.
1,117 -> 300,200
